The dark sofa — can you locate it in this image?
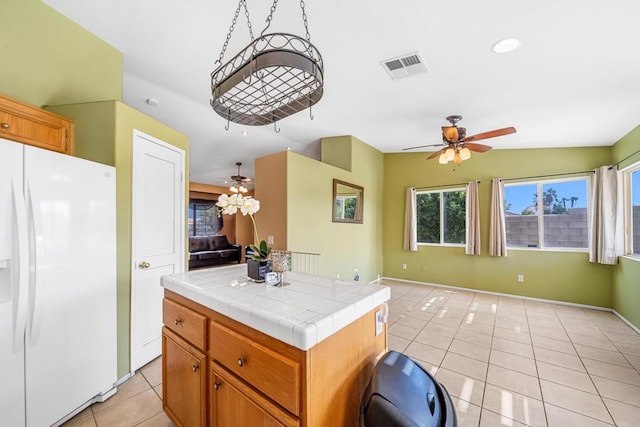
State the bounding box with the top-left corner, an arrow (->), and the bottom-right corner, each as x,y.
188,235 -> 242,269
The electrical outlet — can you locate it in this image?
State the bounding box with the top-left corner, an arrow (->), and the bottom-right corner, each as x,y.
517,274 -> 524,283
267,235 -> 274,244
402,263 -> 407,270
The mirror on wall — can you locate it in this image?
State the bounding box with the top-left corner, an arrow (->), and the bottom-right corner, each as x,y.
332,179 -> 364,224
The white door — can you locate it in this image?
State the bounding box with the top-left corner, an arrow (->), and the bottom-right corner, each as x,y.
130,130 -> 185,372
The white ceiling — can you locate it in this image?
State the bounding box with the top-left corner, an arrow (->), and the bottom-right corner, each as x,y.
42,0 -> 640,186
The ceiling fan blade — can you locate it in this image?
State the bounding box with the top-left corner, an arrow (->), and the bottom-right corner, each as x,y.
465,143 -> 493,153
402,143 -> 444,151
464,127 -> 516,142
427,148 -> 447,160
442,126 -> 459,142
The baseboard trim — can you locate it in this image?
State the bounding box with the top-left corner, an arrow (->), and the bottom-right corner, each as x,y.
380,276 -> 639,331
115,372 -> 133,387
612,310 -> 640,335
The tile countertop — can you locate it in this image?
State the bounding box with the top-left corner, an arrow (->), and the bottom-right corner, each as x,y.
161,264 -> 390,351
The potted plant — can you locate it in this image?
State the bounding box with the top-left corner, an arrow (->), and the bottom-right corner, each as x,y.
216,193 -> 272,281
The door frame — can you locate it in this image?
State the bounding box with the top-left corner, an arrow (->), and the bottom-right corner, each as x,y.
130,129 -> 186,374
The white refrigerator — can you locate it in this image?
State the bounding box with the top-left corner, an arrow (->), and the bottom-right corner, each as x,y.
0,138 -> 117,426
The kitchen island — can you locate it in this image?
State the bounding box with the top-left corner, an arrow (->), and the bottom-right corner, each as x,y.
160,264 -> 390,427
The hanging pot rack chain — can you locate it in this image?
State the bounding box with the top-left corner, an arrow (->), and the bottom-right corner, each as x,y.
260,0 -> 311,42
215,0 -> 255,66
299,0 -> 311,41
261,0 -> 279,36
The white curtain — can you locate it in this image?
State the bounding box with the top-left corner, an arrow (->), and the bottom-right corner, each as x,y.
489,178 -> 508,257
465,181 -> 481,255
589,166 -> 622,264
403,187 -> 418,251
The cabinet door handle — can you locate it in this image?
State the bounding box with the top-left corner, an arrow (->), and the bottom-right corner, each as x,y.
192,364 -> 199,372
174,319 -> 182,326
1,122 -> 9,129
213,382 -> 220,390
237,358 -> 245,367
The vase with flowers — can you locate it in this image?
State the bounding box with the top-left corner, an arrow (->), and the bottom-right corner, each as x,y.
216,193 -> 272,281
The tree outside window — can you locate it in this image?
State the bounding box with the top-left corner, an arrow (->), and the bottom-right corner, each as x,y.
416,189 -> 466,245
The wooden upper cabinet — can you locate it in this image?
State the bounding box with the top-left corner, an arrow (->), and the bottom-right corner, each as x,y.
0,94 -> 73,154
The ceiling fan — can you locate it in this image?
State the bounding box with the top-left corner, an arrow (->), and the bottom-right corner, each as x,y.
228,162 -> 253,193
403,115 -> 516,164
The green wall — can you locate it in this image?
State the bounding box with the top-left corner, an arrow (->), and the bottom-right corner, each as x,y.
48,101 -> 189,378
383,146 -> 615,308
611,125 -> 640,327
0,0 -> 122,106
284,136 -> 384,282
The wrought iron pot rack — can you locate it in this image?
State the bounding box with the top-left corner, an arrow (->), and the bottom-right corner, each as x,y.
210,0 -> 324,128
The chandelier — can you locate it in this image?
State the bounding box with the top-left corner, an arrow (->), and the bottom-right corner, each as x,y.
229,182 -> 248,194
438,145 -> 472,165
210,0 -> 324,129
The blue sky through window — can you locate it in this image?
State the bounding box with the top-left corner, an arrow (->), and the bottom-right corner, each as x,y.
504,180 -> 587,215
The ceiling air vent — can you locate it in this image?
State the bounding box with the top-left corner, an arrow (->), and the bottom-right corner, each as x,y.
380,51 -> 428,80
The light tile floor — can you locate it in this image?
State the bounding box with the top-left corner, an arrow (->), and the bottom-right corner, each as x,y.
63,356 -> 173,427
64,279 -> 640,426
385,279 -> 640,427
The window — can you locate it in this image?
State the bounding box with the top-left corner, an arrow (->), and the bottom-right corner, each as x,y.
504,178 -> 589,250
623,164 -> 640,255
416,189 -> 466,245
188,199 -> 222,236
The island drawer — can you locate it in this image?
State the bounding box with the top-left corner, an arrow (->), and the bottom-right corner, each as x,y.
163,298 -> 208,351
209,320 -> 300,416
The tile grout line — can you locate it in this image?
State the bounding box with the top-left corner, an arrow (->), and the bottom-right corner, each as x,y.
557,308 -> 620,426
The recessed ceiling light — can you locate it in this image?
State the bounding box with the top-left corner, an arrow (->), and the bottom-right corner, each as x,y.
492,37 -> 521,54
145,98 -> 159,106
240,130 -> 248,136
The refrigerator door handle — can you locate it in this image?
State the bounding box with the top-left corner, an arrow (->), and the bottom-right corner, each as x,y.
25,182 -> 44,346
11,178 -> 29,353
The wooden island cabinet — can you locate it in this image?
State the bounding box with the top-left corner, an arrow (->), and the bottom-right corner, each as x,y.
161,265 -> 390,427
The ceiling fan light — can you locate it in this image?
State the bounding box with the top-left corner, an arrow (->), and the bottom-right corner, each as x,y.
438,153 -> 448,164
444,148 -> 456,162
239,185 -> 247,193
230,185 -> 239,193
442,126 -> 458,141
453,152 -> 463,164
459,147 -> 471,160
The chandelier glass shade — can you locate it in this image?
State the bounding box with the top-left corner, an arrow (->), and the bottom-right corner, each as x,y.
229,182 -> 248,193
439,145 -> 472,165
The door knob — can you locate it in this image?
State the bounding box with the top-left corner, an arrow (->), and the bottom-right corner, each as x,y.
138,261 -> 150,269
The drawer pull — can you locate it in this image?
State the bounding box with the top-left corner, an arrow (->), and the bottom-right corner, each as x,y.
213,382 -> 220,390
237,358 -> 245,367
1,123 -> 8,129
192,364 -> 199,372
174,318 -> 182,326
